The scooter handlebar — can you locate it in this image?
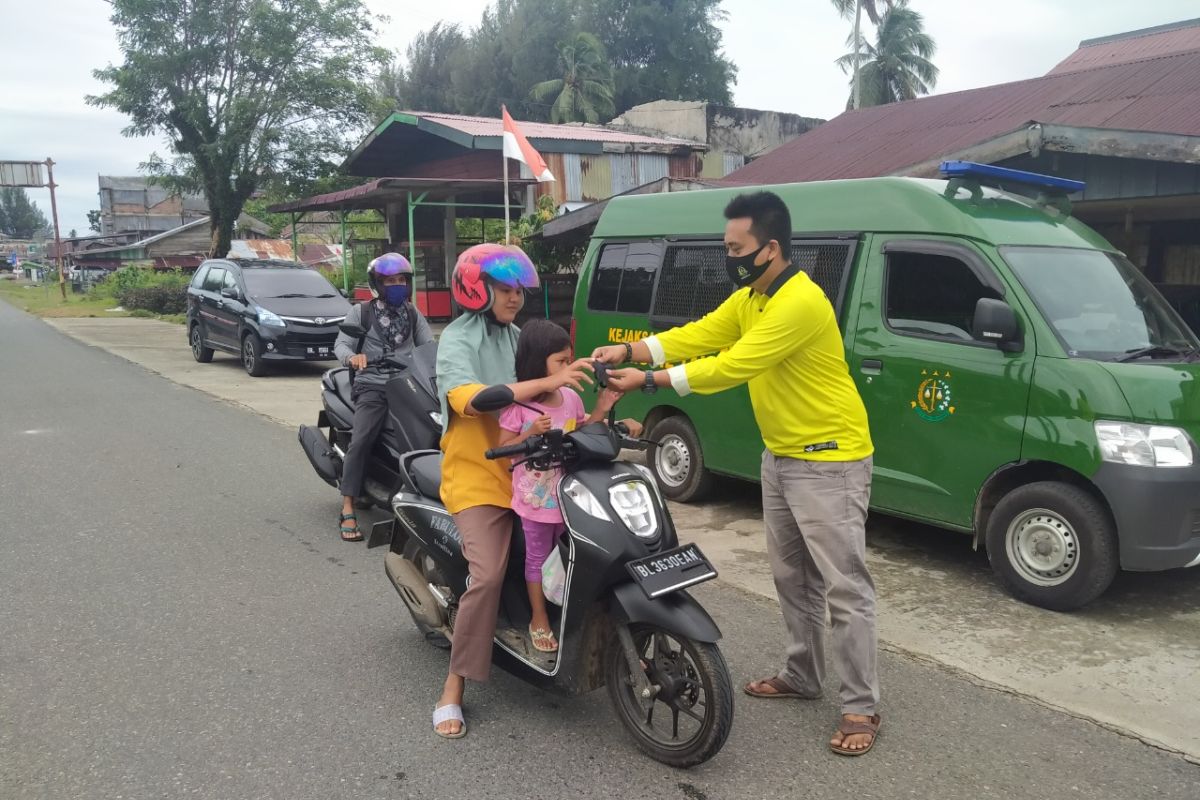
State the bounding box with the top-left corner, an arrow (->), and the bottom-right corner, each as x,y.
485,439 -> 539,460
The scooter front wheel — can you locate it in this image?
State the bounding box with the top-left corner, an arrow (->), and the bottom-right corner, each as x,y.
605,624 -> 733,768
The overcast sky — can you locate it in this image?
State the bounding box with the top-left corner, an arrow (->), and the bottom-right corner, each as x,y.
1,0 -> 1196,234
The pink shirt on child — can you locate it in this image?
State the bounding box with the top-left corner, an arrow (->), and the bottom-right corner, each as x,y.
498,388 -> 587,524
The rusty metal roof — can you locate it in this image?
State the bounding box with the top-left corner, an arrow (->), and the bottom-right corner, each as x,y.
406,111 -> 698,146
1050,18 -> 1200,74
726,37 -> 1200,185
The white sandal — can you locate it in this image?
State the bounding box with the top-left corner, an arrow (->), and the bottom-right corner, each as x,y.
432,703 -> 467,739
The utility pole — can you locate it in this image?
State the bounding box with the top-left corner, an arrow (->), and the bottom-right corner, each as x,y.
45,159 -> 66,300
0,158 -> 66,298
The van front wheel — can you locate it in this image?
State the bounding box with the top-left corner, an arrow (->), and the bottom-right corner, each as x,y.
650,416 -> 712,503
985,481 -> 1118,611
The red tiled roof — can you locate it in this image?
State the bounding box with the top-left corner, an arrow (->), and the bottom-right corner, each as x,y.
1049,18 -> 1200,74
726,40 -> 1200,185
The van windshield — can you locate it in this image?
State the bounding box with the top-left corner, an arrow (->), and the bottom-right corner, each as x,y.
1003,247 -> 1200,361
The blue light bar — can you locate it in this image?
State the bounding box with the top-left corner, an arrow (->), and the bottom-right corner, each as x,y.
939,160 -> 1086,195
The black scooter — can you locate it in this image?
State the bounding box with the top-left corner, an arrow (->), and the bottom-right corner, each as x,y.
297,323 -> 442,509
375,363 -> 734,768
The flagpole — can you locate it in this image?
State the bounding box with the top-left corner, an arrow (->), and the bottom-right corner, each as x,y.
502,106 -> 510,243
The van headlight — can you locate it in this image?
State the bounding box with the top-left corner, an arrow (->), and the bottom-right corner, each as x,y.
609,481 -> 658,538
561,477 -> 611,522
1095,421 -> 1194,468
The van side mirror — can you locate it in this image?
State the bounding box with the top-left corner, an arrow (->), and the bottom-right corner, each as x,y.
472,384 -> 515,413
339,321 -> 367,338
973,298 -> 1022,352
220,286 -> 241,300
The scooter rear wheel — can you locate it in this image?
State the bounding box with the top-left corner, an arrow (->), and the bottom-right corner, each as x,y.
605,624 -> 733,768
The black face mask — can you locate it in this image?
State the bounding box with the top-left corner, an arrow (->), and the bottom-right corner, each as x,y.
725,243 -> 773,287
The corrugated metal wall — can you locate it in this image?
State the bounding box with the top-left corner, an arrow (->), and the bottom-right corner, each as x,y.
546,152 -> 698,203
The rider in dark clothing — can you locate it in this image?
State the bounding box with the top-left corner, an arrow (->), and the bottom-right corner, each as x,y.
332,253 -> 433,541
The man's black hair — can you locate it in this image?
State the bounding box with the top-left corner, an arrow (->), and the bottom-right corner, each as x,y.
723,191 -> 792,258
514,318 -> 572,383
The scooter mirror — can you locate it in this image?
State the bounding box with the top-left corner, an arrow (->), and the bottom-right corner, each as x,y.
472,384 -> 515,413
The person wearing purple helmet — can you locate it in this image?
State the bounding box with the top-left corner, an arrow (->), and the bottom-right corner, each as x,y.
332,252 -> 433,541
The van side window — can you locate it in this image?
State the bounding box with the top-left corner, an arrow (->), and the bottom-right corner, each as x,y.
588,242 -> 661,314
653,245 -> 732,323
652,240 -> 855,327
191,265 -> 210,288
223,270 -> 238,290
202,267 -> 226,292
885,251 -> 1002,342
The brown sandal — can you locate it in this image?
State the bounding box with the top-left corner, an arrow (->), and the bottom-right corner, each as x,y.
830,714 -> 881,756
743,676 -> 819,699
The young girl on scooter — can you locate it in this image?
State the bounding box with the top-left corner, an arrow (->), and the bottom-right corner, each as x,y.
497,319 -> 643,653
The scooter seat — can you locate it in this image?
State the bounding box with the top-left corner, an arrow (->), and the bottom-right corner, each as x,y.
409,452 -> 443,500
332,368 -> 354,408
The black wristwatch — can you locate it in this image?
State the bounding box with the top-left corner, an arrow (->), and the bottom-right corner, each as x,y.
642,369 -> 658,395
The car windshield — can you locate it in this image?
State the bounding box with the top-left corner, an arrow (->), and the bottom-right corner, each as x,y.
243,268 -> 338,298
1003,246 -> 1200,361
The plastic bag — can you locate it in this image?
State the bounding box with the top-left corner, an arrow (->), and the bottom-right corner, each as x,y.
542,545 -> 567,606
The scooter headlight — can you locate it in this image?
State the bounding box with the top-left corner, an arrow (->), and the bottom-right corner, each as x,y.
561,477 -> 611,522
609,481 -> 658,538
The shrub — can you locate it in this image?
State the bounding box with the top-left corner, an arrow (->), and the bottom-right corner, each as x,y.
120,284 -> 188,314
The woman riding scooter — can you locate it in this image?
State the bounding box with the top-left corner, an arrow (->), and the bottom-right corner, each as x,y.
333,253 -> 433,542
431,244 -> 594,738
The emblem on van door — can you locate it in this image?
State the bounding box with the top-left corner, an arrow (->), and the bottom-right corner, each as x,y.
913,370 -> 955,422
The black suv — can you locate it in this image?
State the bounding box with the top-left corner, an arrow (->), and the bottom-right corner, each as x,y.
186,259 -> 352,376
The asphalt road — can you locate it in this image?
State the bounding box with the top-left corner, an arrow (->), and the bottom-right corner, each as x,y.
2,300 -> 1198,800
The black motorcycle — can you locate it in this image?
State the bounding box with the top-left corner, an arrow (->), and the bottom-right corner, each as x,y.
376,364 -> 734,767
297,325 -> 442,509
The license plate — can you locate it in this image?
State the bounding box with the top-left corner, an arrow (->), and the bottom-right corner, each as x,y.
625,543 -> 717,599
307,346 -> 331,357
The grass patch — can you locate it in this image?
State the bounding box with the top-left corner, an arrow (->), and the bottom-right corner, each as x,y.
0,277 -> 186,324
0,278 -> 128,318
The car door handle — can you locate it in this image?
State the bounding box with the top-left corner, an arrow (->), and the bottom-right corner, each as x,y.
861,358 -> 883,375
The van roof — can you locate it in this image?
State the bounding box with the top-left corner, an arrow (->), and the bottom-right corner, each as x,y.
592,177 -> 1113,250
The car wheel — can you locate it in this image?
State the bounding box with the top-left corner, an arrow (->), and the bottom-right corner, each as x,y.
985,481 -> 1118,611
649,415 -> 713,503
190,323 -> 214,363
242,332 -> 267,377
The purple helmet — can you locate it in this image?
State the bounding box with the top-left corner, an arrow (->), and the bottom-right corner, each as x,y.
367,253 -> 413,296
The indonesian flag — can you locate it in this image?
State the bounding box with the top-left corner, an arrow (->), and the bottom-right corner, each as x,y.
502,105 -> 555,182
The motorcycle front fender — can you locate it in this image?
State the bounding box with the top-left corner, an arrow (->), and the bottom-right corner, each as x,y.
609,581 -> 722,644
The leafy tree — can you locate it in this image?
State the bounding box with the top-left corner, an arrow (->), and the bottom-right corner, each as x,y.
87,209 -> 102,233
377,22 -> 467,113
0,188 -> 51,239
387,0 -> 736,122
578,0 -> 736,112
89,0 -> 388,258
837,1 -> 937,108
530,33 -> 615,123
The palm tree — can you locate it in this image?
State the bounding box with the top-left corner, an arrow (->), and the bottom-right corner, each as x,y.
530,32 -> 616,124
831,0 -> 894,26
832,1 -> 899,108
837,2 -> 938,108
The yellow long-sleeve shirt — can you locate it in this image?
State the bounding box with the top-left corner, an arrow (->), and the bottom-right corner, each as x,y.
645,268 -> 873,462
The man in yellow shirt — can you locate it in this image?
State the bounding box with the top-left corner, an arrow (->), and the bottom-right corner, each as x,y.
595,191 -> 881,756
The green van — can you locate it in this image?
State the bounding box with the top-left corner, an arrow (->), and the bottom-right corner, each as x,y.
570,164 -> 1200,610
